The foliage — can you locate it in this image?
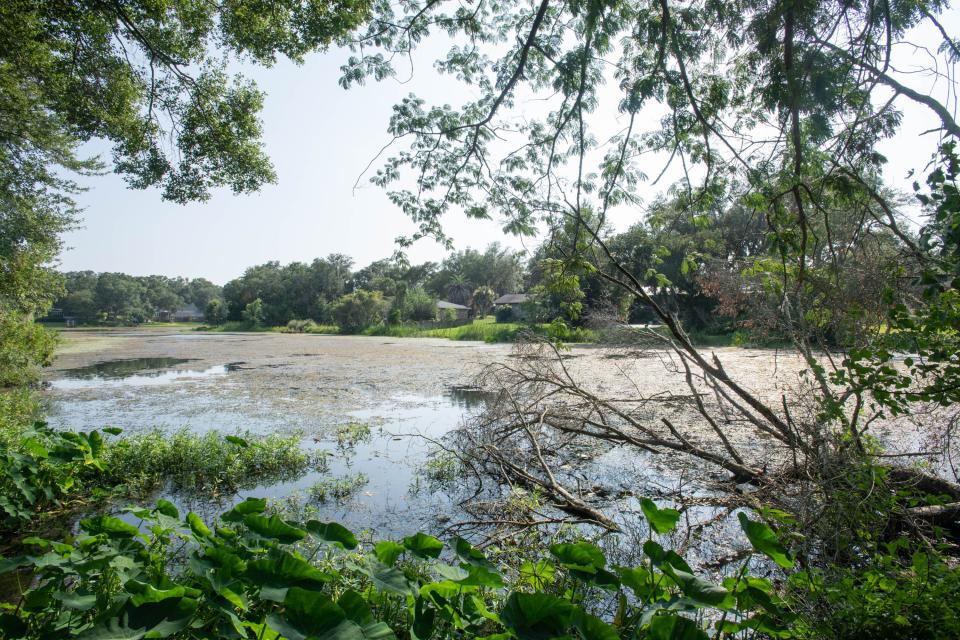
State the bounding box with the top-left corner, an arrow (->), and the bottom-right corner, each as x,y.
53,272 -> 223,325
204,299 -> 228,326
405,288 -> 438,322
331,290 -> 385,334
241,298 -> 265,328
0,423 -> 110,533
0,497 -> 795,639
788,541 -> 960,640
309,473 -> 370,504
495,305 -> 515,324
102,429 -> 317,497
223,255 -> 353,325
0,315 -> 58,387
472,287 -> 496,319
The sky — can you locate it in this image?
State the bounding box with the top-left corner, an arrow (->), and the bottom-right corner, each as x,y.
58,11 -> 959,285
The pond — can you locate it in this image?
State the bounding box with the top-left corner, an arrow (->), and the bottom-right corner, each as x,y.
43,329 -> 511,537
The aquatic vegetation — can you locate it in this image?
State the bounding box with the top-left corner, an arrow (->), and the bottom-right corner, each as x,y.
334,421 -> 373,448
103,429 -> 319,496
309,473 -> 370,504
0,496 -> 805,639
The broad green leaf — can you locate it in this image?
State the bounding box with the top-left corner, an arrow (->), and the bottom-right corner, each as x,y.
103,427 -> 124,436
549,542 -> 605,572
339,590 -> 373,625
267,587 -> 354,640
370,565 -> 417,597
243,514 -> 307,544
455,564 -> 505,589
640,499 -> 681,535
362,621 -> 397,640
519,559 -> 555,590
155,499 -> 178,519
125,581 -> 189,606
80,515 -> 140,539
737,513 -> 794,568
375,541 -> 405,566
403,532 -> 444,559
307,520 -> 358,549
221,497 -> 267,522
246,550 -> 333,601
647,614 -> 709,640
499,592 -> 575,640
453,537 -> 494,570
572,610 -> 618,640
186,512 -> 212,538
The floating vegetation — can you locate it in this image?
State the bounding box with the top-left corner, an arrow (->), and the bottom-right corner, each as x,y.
103,429 -> 321,496
308,473 -> 369,503
333,421 -> 372,448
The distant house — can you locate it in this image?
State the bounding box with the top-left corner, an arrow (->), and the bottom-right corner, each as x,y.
172,303 -> 203,322
493,293 -> 531,321
436,300 -> 471,322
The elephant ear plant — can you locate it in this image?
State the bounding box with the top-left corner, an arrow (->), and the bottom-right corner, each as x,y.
0,496 -> 795,639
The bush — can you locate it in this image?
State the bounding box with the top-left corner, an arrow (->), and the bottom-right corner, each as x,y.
495,305 -> 513,323
331,290 -> 385,333
204,298 -> 228,325
406,287 -> 437,321
285,319 -> 318,333
242,298 -> 265,327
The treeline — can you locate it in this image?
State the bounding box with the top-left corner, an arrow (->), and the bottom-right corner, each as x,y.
51,273 -> 222,324
53,194 -> 903,341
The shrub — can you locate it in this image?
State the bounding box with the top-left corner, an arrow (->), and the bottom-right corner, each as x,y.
242,298 -> 265,327
204,298 -> 228,325
331,290 -> 385,333
406,287 -> 437,321
495,305 -> 513,323
285,319 -> 318,333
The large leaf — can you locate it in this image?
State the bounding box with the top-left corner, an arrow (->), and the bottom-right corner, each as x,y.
221,497 -> 267,522
455,564 -> 505,589
499,592 -> 575,640
549,542 -> 605,572
154,499 -> 179,519
267,587 -> 357,640
572,610 -> 618,640
453,537 -> 494,570
339,590 -> 373,625
369,564 -> 418,598
374,541 -> 405,566
246,550 -> 333,601
646,615 -> 709,640
403,532 -> 444,559
737,513 -> 794,568
307,520 -> 358,549
186,512 -> 212,538
243,514 -> 307,544
640,499 -> 681,535
80,515 -> 141,539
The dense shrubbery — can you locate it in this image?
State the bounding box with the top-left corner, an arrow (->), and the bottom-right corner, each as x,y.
0,494 -> 800,640
332,291 -> 386,334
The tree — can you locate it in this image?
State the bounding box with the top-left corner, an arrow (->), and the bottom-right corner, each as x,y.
204,299 -> 228,325
241,298 -> 264,328
331,290 -> 384,333
472,286 -> 496,319
406,287 -> 437,321
344,0 -> 960,573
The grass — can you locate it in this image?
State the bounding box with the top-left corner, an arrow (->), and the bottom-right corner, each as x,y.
364,317 -> 597,343
308,473 -> 369,504
102,429 -> 322,496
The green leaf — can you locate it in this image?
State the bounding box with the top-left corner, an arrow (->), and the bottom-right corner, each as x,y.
647,614 -> 709,640
737,513 -> 794,568
403,532 -> 444,559
640,499 -> 681,534
375,541 -> 405,566
307,520 -> 358,549
80,515 -> 140,539
155,499 -> 178,519
455,564 -> 505,588
267,587 -> 354,640
246,549 -> 333,601
243,514 -> 307,544
572,610 -> 618,640
225,435 -> 249,448
53,591 -> 97,611
370,564 -> 417,597
500,592 -> 575,640
549,542 -> 606,572
454,537 -> 494,570
221,497 -> 267,522
339,590 -> 373,625
186,512 -> 212,538
103,427 -> 123,436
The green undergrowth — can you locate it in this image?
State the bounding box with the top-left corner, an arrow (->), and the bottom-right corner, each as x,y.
0,495 -> 801,640
309,473 -> 370,504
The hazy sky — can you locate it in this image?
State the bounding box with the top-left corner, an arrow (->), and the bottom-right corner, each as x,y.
59,14 -> 959,285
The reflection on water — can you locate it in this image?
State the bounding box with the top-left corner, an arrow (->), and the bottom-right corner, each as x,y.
445,385 -> 498,409
59,357 -> 195,379
50,360 -> 234,390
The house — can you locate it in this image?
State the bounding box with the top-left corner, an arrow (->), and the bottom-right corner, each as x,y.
436,300 -> 471,322
493,293 -> 531,321
172,303 -> 203,322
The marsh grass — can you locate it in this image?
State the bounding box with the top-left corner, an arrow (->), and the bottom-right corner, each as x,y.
308,473 -> 369,503
103,429 -> 319,496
